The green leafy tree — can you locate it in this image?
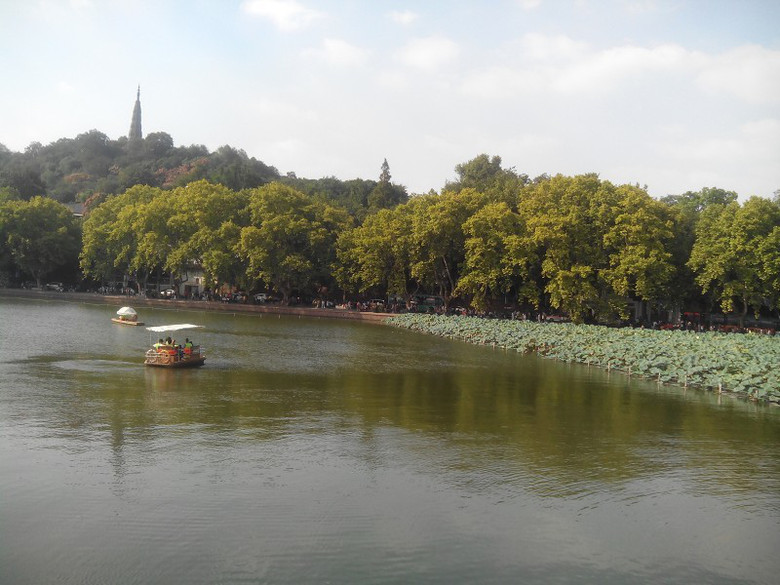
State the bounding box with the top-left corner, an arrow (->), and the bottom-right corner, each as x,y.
0,161 -> 46,200
165,180 -> 250,289
758,225 -> 780,311
456,201 -> 535,311
335,205 -> 413,299
237,183 -> 351,303
661,187 -> 740,311
280,176 -> 378,220
3,196 -> 80,286
602,185 -> 675,320
519,174 -> 619,322
444,154 -> 528,201
0,199 -> 16,277
367,159 -> 407,213
196,145 -> 279,191
408,189 -> 488,308
80,185 -> 162,290
688,196 -> 780,326
660,187 -> 738,215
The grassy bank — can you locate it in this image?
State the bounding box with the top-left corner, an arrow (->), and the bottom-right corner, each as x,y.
386,314 -> 780,404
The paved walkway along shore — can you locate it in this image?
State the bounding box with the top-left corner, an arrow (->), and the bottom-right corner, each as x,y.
0,288 -> 395,324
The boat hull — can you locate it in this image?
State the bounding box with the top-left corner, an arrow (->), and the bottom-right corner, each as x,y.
144,347 -> 206,368
112,318 -> 145,326
145,356 -> 206,368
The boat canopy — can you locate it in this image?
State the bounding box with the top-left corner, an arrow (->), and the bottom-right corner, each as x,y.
146,324 -> 203,333
116,306 -> 137,316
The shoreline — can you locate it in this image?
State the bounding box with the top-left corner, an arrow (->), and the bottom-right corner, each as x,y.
0,288 -> 395,323
7,287 -> 777,405
385,313 -> 780,405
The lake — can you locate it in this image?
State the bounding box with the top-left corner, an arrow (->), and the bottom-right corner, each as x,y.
1,297 -> 778,584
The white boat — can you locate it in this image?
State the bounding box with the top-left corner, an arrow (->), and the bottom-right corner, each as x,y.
112,306 -> 144,326
144,324 -> 206,368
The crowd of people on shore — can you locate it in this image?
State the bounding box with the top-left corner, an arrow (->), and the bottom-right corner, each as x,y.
18,283 -> 777,336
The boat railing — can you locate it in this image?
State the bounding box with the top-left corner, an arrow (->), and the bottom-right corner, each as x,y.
145,348 -> 171,365
144,345 -> 205,365
188,345 -> 205,359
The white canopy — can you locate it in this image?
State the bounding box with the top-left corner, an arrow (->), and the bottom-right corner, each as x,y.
116,306 -> 137,316
146,324 -> 203,333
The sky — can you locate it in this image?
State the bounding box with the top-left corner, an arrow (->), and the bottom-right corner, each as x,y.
1,0 -> 779,199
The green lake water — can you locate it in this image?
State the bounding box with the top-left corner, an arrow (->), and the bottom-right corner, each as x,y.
1,297 -> 778,584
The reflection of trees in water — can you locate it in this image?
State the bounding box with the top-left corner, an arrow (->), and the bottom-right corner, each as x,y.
334,364 -> 780,498
38,339 -> 779,500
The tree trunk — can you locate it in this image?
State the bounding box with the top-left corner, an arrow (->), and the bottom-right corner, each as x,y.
739,297 -> 748,329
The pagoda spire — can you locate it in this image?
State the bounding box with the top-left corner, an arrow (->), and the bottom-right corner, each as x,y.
128,85 -> 142,141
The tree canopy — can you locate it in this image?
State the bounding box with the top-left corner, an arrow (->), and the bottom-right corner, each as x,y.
1,196 -> 80,287
3,144 -> 778,323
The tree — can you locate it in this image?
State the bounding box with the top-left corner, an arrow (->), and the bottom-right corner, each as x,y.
80,184 -> 162,290
335,206 -> 412,299
408,189 -> 488,308
660,187 -> 740,316
197,145 -> 279,191
3,196 -> 80,287
688,197 -> 780,326
0,199 -> 16,277
444,154 -> 528,199
165,180 -> 250,290
602,185 -> 675,320
758,225 -> 780,312
367,159 -> 407,213
0,162 -> 46,200
660,187 -> 738,215
237,183 -> 351,303
519,174 -> 617,323
456,201 -> 534,311
143,132 -> 174,159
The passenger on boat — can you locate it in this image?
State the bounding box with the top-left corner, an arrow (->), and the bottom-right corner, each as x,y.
184,338 -> 193,356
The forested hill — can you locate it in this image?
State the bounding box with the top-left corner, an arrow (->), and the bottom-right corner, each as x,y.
0,130 -> 407,218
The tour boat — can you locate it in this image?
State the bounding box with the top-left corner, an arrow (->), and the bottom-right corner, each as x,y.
144,324 -> 206,368
112,306 -> 144,326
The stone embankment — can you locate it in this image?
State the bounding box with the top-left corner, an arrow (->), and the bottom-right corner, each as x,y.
0,288 -> 394,323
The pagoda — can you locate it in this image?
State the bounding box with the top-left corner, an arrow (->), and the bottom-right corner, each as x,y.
128,85 -> 142,141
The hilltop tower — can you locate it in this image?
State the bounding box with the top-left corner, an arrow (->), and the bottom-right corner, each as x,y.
129,85 -> 142,141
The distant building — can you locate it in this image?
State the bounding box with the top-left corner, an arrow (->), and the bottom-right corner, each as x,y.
129,85 -> 142,141
65,202 -> 85,217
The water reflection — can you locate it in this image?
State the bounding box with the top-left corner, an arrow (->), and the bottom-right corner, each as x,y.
1,297 -> 779,584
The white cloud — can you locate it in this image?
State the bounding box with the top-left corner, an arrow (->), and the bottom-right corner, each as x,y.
741,117 -> 780,140
396,36 -> 459,70
468,33 -> 780,107
57,81 -> 77,95
302,38 -> 369,67
388,10 -> 418,25
460,66 -> 536,99
696,45 -> 780,105
553,43 -> 694,93
651,118 -> 780,197
241,0 -> 322,31
246,96 -> 319,124
623,0 -> 662,14
463,35 -> 704,97
517,0 -> 542,10
520,33 -> 587,62
375,69 -> 411,90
